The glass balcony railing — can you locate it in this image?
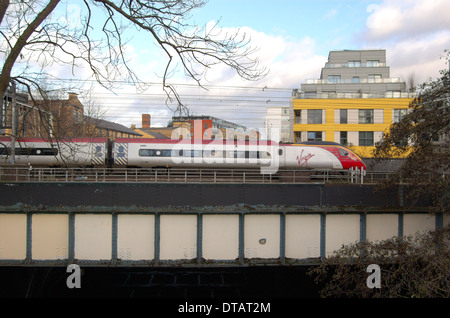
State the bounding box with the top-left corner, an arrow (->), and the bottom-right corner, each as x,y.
324,62 -> 386,68
294,91 -> 417,99
304,77 -> 401,85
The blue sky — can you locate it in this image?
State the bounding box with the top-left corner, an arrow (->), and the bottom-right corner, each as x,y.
113,0 -> 449,89
191,0 -> 374,53
36,1 -> 450,129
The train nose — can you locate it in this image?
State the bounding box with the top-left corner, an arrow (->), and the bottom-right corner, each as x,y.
334,147 -> 366,171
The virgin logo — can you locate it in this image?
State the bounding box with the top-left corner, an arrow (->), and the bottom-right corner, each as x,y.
296,150 -> 315,167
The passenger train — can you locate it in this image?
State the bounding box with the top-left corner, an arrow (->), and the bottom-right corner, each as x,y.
0,137 -> 366,172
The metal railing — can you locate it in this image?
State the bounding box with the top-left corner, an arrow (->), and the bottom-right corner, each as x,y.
324,62 -> 387,68
0,166 -> 388,184
304,77 -> 400,85
294,91 -> 416,99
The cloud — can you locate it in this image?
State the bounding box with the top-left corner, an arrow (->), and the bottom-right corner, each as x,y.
322,9 -> 338,20
365,0 -> 450,41
362,0 -> 450,83
193,24 -> 327,89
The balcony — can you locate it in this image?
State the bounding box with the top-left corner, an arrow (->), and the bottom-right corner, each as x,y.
324,62 -> 386,68
304,77 -> 401,85
294,91 -> 417,99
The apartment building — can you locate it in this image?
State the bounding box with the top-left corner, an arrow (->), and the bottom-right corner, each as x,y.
293,49 -> 415,157
265,106 -> 294,143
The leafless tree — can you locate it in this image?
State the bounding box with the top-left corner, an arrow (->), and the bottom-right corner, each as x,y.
0,0 -> 267,115
407,72 -> 416,92
308,225 -> 450,298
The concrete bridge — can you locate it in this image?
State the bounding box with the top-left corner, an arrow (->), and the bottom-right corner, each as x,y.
0,182 -> 447,267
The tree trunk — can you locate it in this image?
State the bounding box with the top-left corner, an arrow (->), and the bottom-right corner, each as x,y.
0,0 -> 60,97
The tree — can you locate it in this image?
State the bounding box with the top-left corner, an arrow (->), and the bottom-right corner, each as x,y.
373,53 -> 449,214
0,0 -> 267,113
308,224 -> 450,298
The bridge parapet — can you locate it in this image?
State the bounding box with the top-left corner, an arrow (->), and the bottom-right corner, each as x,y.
0,183 -> 447,267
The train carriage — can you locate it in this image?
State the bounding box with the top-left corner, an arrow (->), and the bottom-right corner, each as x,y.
112,138 -> 366,171
112,138 -> 276,169
0,137 -> 109,167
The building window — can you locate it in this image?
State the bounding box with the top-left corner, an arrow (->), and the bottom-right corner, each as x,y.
295,110 -> 301,124
328,75 -> 341,83
393,109 -> 408,123
340,131 -> 347,145
308,131 -> 322,141
325,91 -> 336,98
368,74 -> 382,83
358,109 -> 374,124
73,108 -> 81,122
367,60 -> 379,67
340,109 -> 347,124
348,60 -> 361,67
307,109 -> 322,124
352,77 -> 360,83
386,91 -> 402,98
359,131 -> 374,146
305,91 -> 316,98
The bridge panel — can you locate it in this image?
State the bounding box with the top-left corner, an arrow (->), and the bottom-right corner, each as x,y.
32,214 -> 68,260
285,214 -> 321,259
0,214 -> 26,260
160,215 -> 197,261
75,214 -> 112,261
202,215 -> 239,261
118,214 -> 154,261
403,214 -> 436,236
325,214 -> 360,257
366,214 -> 398,242
244,214 -> 280,259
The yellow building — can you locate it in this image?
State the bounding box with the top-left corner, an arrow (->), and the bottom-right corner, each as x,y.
293,98 -> 413,157
293,50 -> 415,158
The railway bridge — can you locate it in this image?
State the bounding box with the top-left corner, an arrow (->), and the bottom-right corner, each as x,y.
0,174 -> 447,297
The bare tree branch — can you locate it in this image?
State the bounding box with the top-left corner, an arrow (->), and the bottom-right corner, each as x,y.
0,0 -> 60,96
373,51 -> 449,214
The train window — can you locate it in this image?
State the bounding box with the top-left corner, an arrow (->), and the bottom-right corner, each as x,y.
5,148 -> 59,156
338,148 -> 349,156
191,150 -> 202,157
139,149 -> 172,157
278,149 -> 283,156
139,149 -> 150,157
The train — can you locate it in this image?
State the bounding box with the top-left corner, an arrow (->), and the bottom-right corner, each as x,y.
0,137 -> 366,172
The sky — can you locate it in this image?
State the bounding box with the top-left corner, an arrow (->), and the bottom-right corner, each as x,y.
10,0 -> 450,133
